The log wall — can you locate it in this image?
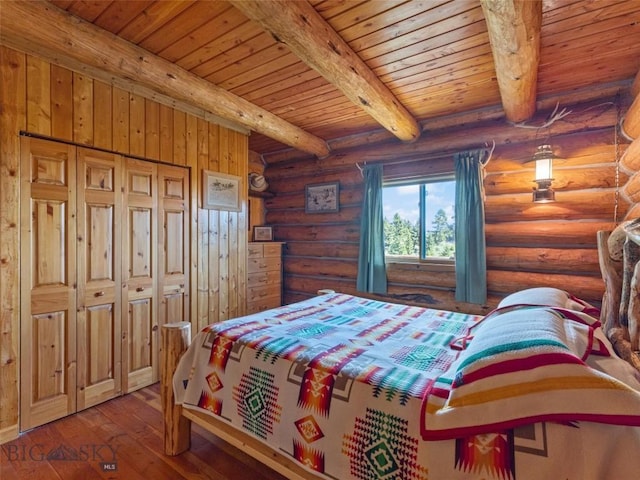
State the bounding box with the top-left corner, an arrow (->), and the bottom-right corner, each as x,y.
0,46 -> 249,442
265,97 -> 632,316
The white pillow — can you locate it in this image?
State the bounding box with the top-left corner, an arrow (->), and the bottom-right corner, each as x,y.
498,287 -> 600,317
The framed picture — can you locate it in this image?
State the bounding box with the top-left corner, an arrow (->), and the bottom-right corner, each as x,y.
253,226 -> 273,242
305,181 -> 340,213
202,170 -> 240,211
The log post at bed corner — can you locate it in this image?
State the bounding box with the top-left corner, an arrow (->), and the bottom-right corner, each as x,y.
161,322 -> 192,456
597,230 -> 623,334
628,261 -> 640,351
597,229 -> 640,372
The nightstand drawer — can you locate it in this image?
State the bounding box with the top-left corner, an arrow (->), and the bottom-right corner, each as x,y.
248,270 -> 281,288
247,284 -> 281,302
248,243 -> 264,258
263,243 -> 282,257
248,257 -> 281,273
247,295 -> 281,314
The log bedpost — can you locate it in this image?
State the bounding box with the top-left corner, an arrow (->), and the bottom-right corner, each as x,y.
597,230 -> 623,334
597,228 -> 640,373
161,322 -> 192,456
627,261 -> 640,351
608,328 -> 640,372
619,238 -> 640,328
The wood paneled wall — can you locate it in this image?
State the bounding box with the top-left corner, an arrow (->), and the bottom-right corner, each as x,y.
0,46 -> 249,442
265,96 -> 631,317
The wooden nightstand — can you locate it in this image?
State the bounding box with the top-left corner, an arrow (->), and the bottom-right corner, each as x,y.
247,242 -> 284,313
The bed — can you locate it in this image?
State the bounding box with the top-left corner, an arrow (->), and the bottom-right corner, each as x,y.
162,226 -> 640,480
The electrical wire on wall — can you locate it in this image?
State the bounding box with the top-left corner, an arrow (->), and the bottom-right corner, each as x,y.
614,96 -> 622,226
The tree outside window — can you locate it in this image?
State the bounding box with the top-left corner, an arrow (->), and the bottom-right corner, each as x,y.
382,179 -> 455,261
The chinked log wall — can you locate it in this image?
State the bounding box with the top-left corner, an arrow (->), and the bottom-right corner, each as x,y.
265,94 -> 638,316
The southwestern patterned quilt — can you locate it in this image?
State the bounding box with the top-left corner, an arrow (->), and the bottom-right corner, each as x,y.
174,291 -> 640,480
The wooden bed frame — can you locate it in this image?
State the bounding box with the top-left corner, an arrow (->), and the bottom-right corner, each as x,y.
161,225 -> 640,478
161,322 -> 317,480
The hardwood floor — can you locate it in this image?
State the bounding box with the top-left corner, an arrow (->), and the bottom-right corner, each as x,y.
0,384 -> 287,480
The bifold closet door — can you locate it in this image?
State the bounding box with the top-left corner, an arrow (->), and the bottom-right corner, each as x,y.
19,137 -> 78,431
76,148 -> 123,410
19,137 -> 190,428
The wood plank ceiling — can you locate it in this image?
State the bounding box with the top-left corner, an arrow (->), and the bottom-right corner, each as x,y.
7,0 -> 640,159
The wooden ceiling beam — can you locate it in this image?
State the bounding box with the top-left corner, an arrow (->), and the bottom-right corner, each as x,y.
229,0 -> 421,144
0,0 -> 331,158
480,0 -> 542,123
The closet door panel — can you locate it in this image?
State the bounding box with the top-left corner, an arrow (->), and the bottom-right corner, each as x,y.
122,159 -> 158,392
32,312 -> 67,398
20,137 -> 77,431
76,148 -> 122,410
158,164 -> 189,327
126,298 -> 153,389
81,304 -> 117,405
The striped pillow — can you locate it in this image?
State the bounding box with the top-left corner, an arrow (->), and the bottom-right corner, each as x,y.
421,305 -> 640,440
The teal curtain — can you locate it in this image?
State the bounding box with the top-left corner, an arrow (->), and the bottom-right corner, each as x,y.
357,164 -> 387,293
454,149 -> 487,304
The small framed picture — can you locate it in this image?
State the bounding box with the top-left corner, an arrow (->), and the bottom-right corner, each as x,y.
202,170 -> 241,211
305,181 -> 339,213
253,226 -> 273,242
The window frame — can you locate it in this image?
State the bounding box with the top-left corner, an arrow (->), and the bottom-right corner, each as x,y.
383,173 -> 456,266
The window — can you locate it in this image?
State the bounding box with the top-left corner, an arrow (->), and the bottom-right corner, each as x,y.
382,176 -> 455,261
